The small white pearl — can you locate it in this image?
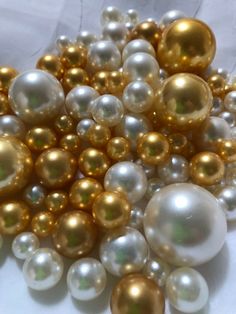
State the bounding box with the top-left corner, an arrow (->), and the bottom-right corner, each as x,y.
76,31 -> 97,47
211,97 -> 223,115
145,177 -> 165,200
218,111 -> 235,127
128,206 -> 144,230
158,155 -> 189,184
122,39 -> 156,62
125,9 -> 139,24
102,22 -> 128,50
215,185 -> 236,221
101,6 -> 123,25
56,35 -> 72,52
12,232 -> 40,260
23,184 -> 46,208
143,257 -> 171,287
160,10 -> 186,29
0,115 -> 26,140
76,118 -> 95,141
224,91 -> 236,113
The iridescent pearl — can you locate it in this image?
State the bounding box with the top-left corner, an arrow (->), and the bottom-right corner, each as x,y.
102,22 -> 128,50
0,115 -> 26,140
145,178 -> 165,200
12,232 -> 40,260
76,118 -> 95,141
122,39 -> 155,61
218,111 -> 235,127
76,31 -> 97,47
159,10 -> 186,29
215,185 -> 236,221
23,184 -> 46,208
143,257 -> 171,287
101,6 -> 123,25
128,206 -> 144,230
224,91 -> 236,113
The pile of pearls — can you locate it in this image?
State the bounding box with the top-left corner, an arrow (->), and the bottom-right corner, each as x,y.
0,5 -> 235,314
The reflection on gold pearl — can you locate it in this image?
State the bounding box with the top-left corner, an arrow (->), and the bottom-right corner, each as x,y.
36,54 -> 64,79
157,18 -> 216,74
216,139 -> 236,163
61,44 -> 87,68
108,70 -> 125,94
0,201 -> 30,235
54,115 -> 74,134
207,74 -> 226,98
0,136 -> 33,197
0,93 -> 10,115
168,133 -> 188,155
107,137 -> 131,161
130,21 -> 161,47
137,132 -> 170,165
35,148 -> 77,188
59,134 -> 80,153
25,127 -> 57,152
0,66 -> 18,93
190,152 -> 225,186
52,210 -> 97,258
87,124 -> 111,148
45,191 -> 68,214
91,71 -> 109,94
111,273 -> 165,314
31,211 -> 55,237
62,68 -> 89,92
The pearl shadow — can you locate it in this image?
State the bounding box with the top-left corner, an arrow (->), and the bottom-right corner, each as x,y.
168,300 -> 210,314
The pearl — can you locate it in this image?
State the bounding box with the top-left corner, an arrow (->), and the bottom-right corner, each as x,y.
125,22 -> 135,32
54,115 -> 74,134
76,31 -> 97,47
23,184 -> 46,208
56,35 -> 72,52
87,124 -> 111,147
25,127 -> 57,152
100,226 -> 148,276
224,91 -> 236,113
122,39 -> 155,61
128,206 -> 144,230
130,21 -> 161,47
9,70 -> 64,124
0,66 -> 18,93
60,134 -> 80,153
76,118 -> 95,141
207,74 -> 226,97
23,248 -> 63,291
215,186 -> 236,221
0,93 -> 10,115
219,111 -> 235,127
62,68 -> 89,92
135,159 -> 156,178
102,22 -> 128,50
159,68 -> 169,81
45,191 -> 68,214
0,115 -> 26,140
61,44 -> 87,69
104,161 -> 147,203
107,137 -> 131,161
145,178 -> 165,200
216,139 -> 236,163
12,232 -> 40,260
36,54 -> 64,79
101,6 -> 123,25
144,183 -> 227,266
166,267 -> 209,313
67,258 -> 107,300
31,211 -> 55,237
143,257 -> 171,287
125,9 -> 139,24
159,10 -> 186,29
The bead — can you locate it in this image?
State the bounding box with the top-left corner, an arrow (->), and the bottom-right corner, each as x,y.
31,212 -> 55,237
207,74 -> 226,97
224,90 -> 236,113
0,115 -> 26,140
102,22 -> 128,50
125,9 -> 139,25
76,118 -> 95,141
128,206 -> 144,230
91,71 -> 109,94
122,39 -> 155,61
23,184 -> 46,208
54,115 -> 74,134
36,54 -> 64,79
76,31 -> 97,47
106,137 -> 131,161
45,191 -> 68,214
0,66 -> 18,93
101,6 -> 123,25
130,21 -> 161,47
0,92 -> 10,115
211,97 -> 223,115
12,232 -> 40,260
168,133 -> 188,155
135,159 -> 156,178
62,68 -> 89,92
108,70 -> 124,94
143,257 -> 171,287
59,134 -> 80,153
61,44 -> 87,68
56,35 -> 72,52
159,10 -> 186,29
25,127 -> 57,152
145,177 -> 165,200
87,124 -> 111,148
215,185 -> 236,221
216,139 -> 236,163
218,111 -> 235,127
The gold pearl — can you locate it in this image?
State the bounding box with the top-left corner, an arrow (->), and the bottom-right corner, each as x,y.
52,210 -> 97,258
111,274 -> 165,314
62,67 -> 89,92
137,132 -> 170,165
91,71 -> 109,94
108,70 -> 125,94
190,152 -> 225,186
78,148 -> 110,177
0,92 -> 10,115
207,74 -> 226,98
0,201 -> 30,235
45,191 -> 68,214
92,191 -> 131,229
31,211 -> 55,237
106,137 -> 131,161
130,21 -> 161,47
87,124 -> 111,148
36,54 -> 64,79
216,139 -> 236,163
0,66 -> 18,94
61,44 -> 87,68
59,134 -> 80,153
157,18 -> 216,74
35,148 -> 77,188
0,136 -> 33,197
25,127 -> 57,152
168,133 -> 188,155
54,115 -> 75,134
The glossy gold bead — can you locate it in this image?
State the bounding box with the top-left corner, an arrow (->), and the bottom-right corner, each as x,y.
137,132 -> 170,165
78,148 -> 110,177
35,148 -> 77,188
87,124 -> 111,148
62,68 -> 89,92
61,44 -> 87,68
0,66 -> 18,94
91,71 -> 109,94
216,139 -> 236,163
25,127 -> 57,152
54,115 -> 74,134
0,201 -> 30,235
130,21 -> 161,47
0,92 -> 10,115
107,137 -> 131,161
0,136 -> 33,197
190,152 -> 225,186
207,74 -> 226,97
168,133 -> 188,155
92,191 -> 131,229
146,110 -> 160,130
157,18 -> 216,74
59,134 -> 80,153
31,211 -> 55,237
52,210 -> 97,259
36,54 -> 64,79
45,191 -> 69,214
111,274 -> 165,314
108,70 -> 124,94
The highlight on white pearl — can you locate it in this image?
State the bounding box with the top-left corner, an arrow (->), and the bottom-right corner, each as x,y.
101,6 -> 123,25
224,91 -> 236,113
67,258 -> 107,301
76,118 -> 95,141
128,206 -> 144,230
215,185 -> 236,221
166,267 -> 209,313
160,10 -> 186,29
23,248 -> 64,290
12,232 -> 40,260
144,183 -> 227,266
0,115 -> 26,140
99,226 -> 148,276
102,22 -> 128,50
76,30 -> 97,47
143,257 -> 171,287
122,39 -> 156,61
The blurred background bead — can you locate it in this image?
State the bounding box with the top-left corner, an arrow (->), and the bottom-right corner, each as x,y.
108,70 -> 124,94
158,155 -> 189,184
60,134 -> 80,153
62,68 -> 89,92
0,66 -> 18,94
216,139 -> 236,163
87,124 -> 111,148
125,21 -> 135,32
76,30 -> 97,47
145,177 -> 165,200
101,6 -> 123,25
159,68 -> 169,81
211,97 -> 223,115
135,159 -> 156,178
54,115 -> 74,134
122,39 -> 155,61
56,35 -> 72,52
102,22 -> 128,50
231,127 -> 236,139
128,206 -> 144,230
125,9 -> 139,25
91,71 -> 109,94
143,257 -> 171,287
159,10 -> 186,29
12,232 -> 40,260
31,212 -> 55,237
207,74 -> 226,97
25,127 -> 57,152
36,54 -> 64,79
215,185 -> 236,221
0,93 -> 10,115
107,137 -> 131,161
211,67 -> 229,80
224,91 -> 236,113
76,118 -> 95,141
45,191 -> 68,214
0,115 -> 26,140
218,111 -> 235,127
61,44 -> 87,68
130,20 -> 161,47
168,133 -> 188,155
23,184 -> 46,209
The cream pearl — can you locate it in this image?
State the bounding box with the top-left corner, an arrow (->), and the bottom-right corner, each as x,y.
125,9 -> 139,24
0,115 -> 26,140
224,91 -> 236,113
76,30 -> 97,47
102,22 -> 128,50
143,257 -> 171,287
56,35 -> 72,51
122,39 -> 155,61
76,118 -> 95,141
23,184 -> 46,208
160,10 -> 186,29
67,258 -> 107,301
128,206 -> 144,230
12,232 -> 40,260
100,227 -> 148,276
23,248 -> 63,291
219,111 -> 235,127
144,183 -> 227,266
215,186 -> 236,221
101,6 -> 123,25
104,161 -> 147,203
166,267 -> 209,313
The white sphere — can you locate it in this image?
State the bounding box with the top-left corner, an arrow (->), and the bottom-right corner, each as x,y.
224,91 -> 236,113
0,115 -> 26,140
216,185 -> 236,221
56,35 -> 72,51
12,232 -> 40,260
122,39 -> 155,61
160,10 -> 186,28
76,31 -> 97,47
218,111 -> 235,127
145,177 -> 165,200
125,9 -> 139,24
128,206 -> 144,230
143,257 -> 171,287
102,22 -> 128,50
76,118 -> 95,141
101,6 -> 123,25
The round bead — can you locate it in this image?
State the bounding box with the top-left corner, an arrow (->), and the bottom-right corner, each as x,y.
107,137 -> 131,161
59,134 -> 80,153
216,139 -> 236,163
102,22 -> 128,50
130,21 -> 161,47
54,115 -> 74,134
91,71 -> 109,94
143,257 -> 171,287
101,6 -> 123,25
0,115 -> 26,140
224,91 -> 236,113
215,185 -> 236,221
207,74 -> 226,97
0,66 -> 18,93
128,206 -> 144,230
62,68 -> 89,92
159,10 -> 186,29
56,35 -> 72,52
76,118 -> 95,141
12,232 -> 40,260
61,44 -> 87,68
45,191 -> 68,214
0,93 -> 10,115
145,178 -> 165,200
76,31 -> 97,47
36,54 -> 64,79
23,184 -> 46,208
25,127 -> 57,152
31,212 -> 55,237
122,39 -> 155,61
218,111 -> 235,127
87,124 -> 111,147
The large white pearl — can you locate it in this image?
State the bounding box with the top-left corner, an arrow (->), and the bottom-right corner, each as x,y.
122,39 -> 155,61
102,22 -> 128,50
104,161 -> 147,203
166,267 -> 209,313
144,183 -> 227,266
9,70 -> 64,125
67,258 -> 107,301
143,257 -> 171,287
76,30 -> 97,47
76,118 -> 95,141
0,115 -> 26,140
215,185 -> 236,221
101,6 -> 123,25
160,10 -> 186,29
12,232 -> 40,260
23,248 -> 64,290
224,91 -> 236,113
100,227 -> 148,276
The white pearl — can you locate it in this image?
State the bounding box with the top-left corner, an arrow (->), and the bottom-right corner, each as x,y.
144,183 -> 227,266
12,232 -> 40,260
56,35 -> 72,51
125,9 -> 139,24
225,167 -> 236,186
102,22 -> 128,50
125,22 -> 135,32
23,184 -> 46,208
215,185 -> 236,221
0,115 -> 26,140
76,118 -> 95,141
159,68 -> 169,81
100,227 -> 148,276
128,206 -> 144,230
224,91 -> 236,113
67,258 -> 107,300
104,161 -> 147,203
166,267 -> 209,313
122,39 -> 156,61
160,10 -> 186,29
211,97 -> 223,115
101,6 -> 123,25
9,70 -> 65,125
143,257 -> 171,287
76,31 -> 97,47
23,248 -> 63,291
218,111 -> 235,127
145,177 -> 165,200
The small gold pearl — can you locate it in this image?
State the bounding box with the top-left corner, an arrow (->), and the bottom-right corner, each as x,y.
0,66 -> 18,94
61,44 -> 87,68
25,127 -> 57,152
36,54 -> 64,79
87,124 -> 111,148
107,137 -> 131,161
31,211 -> 55,237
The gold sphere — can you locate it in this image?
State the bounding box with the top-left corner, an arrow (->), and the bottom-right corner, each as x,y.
35,148 -> 77,188
108,70 -> 125,94
25,127 -> 57,152
91,71 -> 109,94
0,66 -> 18,94
92,191 -> 131,229
216,139 -> 236,163
190,152 -> 225,186
155,73 -> 212,130
45,191 -> 68,214
52,210 -> 97,259
61,44 -> 87,69
0,136 -> 33,197
157,18 -> 216,74
62,67 -> 89,92
130,21 -> 161,47
137,132 -> 170,165
111,274 -> 165,314
78,148 -> 110,177
106,137 -> 131,161
207,74 -> 226,98
36,54 -> 64,79
59,134 -> 80,153
54,115 -> 75,134
31,211 -> 55,237
69,177 -> 103,211
0,200 -> 30,235
168,133 -> 188,155
0,92 -> 10,115
87,124 -> 111,148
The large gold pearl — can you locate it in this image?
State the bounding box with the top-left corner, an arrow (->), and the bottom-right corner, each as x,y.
87,124 -> 111,148
36,54 -> 64,79
45,191 -> 68,214
92,191 -> 131,229
157,18 -> 216,74
111,274 -> 165,314
130,21 -> 161,47
25,127 -> 57,152
54,115 -> 75,134
0,201 -> 30,235
61,44 -> 87,68
35,148 -> 77,188
190,152 -> 225,186
216,139 -> 236,163
107,137 -> 131,161
0,93 -> 10,115
207,74 -> 226,98
78,148 -> 110,177
91,71 -> 109,94
62,68 -> 89,92
155,73 -> 212,130
0,66 -> 18,94
59,134 -> 80,153
31,211 -> 55,237
137,132 -> 170,165
52,210 -> 97,259
0,136 -> 33,197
